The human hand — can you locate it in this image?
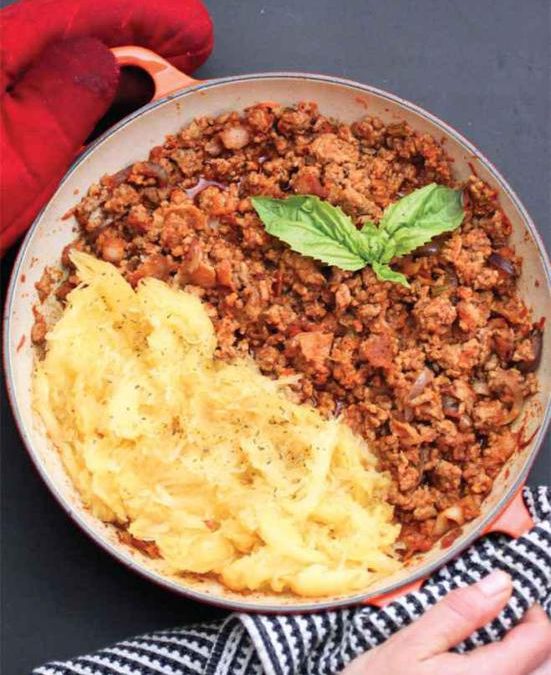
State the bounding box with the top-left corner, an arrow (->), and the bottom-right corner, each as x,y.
0,0 -> 213,254
343,570 -> 551,675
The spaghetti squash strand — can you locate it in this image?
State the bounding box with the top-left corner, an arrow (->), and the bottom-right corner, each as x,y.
33,254 -> 400,597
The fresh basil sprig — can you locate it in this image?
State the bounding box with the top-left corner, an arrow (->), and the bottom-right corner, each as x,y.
251,184 -> 464,287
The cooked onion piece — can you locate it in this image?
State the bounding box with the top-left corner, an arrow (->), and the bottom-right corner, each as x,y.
433,505 -> 465,537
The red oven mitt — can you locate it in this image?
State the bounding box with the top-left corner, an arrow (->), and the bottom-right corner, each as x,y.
0,0 -> 213,255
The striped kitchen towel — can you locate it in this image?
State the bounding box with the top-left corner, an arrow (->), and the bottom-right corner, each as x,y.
34,486 -> 551,675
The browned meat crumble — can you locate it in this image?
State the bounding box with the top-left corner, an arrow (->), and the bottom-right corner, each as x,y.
34,101 -> 542,556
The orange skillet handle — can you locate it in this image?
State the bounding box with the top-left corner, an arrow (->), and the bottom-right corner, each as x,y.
483,483 -> 533,537
367,486 -> 533,608
367,578 -> 424,608
111,46 -> 201,100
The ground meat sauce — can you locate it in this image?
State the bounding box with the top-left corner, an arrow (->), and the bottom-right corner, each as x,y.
36,102 -> 541,557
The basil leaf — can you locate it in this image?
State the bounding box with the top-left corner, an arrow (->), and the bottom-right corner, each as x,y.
359,221 -> 386,260
371,261 -> 410,288
360,221 -> 377,235
378,184 -> 464,263
251,195 -> 368,271
251,185 -> 464,286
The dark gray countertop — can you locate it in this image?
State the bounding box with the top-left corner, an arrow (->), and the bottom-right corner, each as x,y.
1,0 -> 550,672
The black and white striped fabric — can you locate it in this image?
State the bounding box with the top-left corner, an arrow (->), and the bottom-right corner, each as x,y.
35,486 -> 551,675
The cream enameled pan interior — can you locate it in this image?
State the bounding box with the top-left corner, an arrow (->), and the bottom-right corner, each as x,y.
5,75 -> 551,612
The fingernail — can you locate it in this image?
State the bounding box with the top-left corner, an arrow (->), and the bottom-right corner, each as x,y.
478,570 -> 512,596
